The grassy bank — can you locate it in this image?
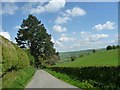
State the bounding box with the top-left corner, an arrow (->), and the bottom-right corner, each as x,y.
1,35 -> 36,89
2,66 -> 36,89
45,69 -> 96,90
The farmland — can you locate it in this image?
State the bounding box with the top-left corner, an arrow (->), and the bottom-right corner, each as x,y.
47,48 -> 119,89
55,49 -> 118,67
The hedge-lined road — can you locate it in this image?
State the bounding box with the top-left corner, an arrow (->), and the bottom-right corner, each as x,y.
25,70 -> 78,88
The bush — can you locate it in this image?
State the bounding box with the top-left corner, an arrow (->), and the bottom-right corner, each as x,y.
25,49 -> 35,67
79,54 -> 84,57
93,49 -> 96,53
106,46 -> 112,50
106,45 -> 119,50
112,45 -> 116,49
70,56 -> 76,61
49,66 -> 120,89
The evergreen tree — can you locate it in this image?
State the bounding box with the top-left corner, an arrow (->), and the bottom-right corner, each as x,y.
15,14 -> 57,67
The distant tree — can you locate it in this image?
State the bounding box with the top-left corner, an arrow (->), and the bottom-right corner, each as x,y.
70,56 -> 76,61
117,45 -> 120,48
112,45 -> 116,49
106,45 -> 112,50
79,54 -> 84,57
93,49 -> 96,53
15,14 -> 57,67
56,52 -> 59,56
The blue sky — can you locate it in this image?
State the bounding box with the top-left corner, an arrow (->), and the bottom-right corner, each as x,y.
0,1 -> 118,52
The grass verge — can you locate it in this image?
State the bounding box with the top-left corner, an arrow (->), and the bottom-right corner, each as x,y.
45,69 -> 98,90
2,66 -> 36,89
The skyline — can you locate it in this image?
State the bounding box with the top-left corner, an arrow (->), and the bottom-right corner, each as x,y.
0,1 -> 118,52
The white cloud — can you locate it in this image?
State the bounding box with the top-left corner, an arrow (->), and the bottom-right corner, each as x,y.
54,31 -> 112,52
55,7 -> 86,24
51,37 -> 55,43
1,3 -> 18,15
55,40 -> 63,47
55,16 -> 70,24
0,26 -> 11,41
53,25 -> 67,33
29,0 -> 66,14
0,31 -> 11,40
58,35 -> 76,42
65,7 -> 86,17
93,21 -> 115,31
89,34 -> 109,42
80,31 -> 109,42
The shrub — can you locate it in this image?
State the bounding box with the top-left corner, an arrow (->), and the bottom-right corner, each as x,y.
93,49 -> 96,53
49,66 -> 120,90
70,56 -> 76,61
79,54 -> 84,57
112,45 -> 116,49
106,45 -> 112,50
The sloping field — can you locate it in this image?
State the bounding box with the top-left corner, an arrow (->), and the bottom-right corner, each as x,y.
56,49 -> 118,67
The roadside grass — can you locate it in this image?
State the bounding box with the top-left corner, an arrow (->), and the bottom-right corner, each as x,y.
55,49 -> 118,67
2,66 -> 36,89
45,69 -> 98,90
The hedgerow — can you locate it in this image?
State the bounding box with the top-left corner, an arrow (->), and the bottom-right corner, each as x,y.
49,66 -> 120,90
2,36 -> 30,74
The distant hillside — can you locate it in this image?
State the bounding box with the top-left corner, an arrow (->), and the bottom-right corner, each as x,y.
56,49 -> 118,67
59,48 -> 105,62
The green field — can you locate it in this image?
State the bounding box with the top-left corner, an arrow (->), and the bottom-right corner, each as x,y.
59,49 -> 105,62
55,49 -> 118,67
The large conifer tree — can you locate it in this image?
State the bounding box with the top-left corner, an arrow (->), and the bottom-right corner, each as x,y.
15,14 -> 57,67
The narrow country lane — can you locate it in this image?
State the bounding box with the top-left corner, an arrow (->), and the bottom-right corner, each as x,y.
25,70 -> 79,88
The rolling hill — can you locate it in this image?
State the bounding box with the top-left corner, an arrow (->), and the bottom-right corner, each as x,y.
59,49 -> 105,62
55,49 -> 118,67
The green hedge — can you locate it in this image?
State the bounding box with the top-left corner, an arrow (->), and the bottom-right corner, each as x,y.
49,66 -> 120,90
1,36 -> 30,74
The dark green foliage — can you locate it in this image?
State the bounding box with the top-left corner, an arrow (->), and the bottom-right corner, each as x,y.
106,45 -> 119,50
117,45 -> 120,48
93,49 -> 96,53
106,46 -> 112,50
49,66 -> 120,90
25,49 -> 35,67
15,14 -> 58,67
70,56 -> 76,61
79,54 -> 84,57
112,45 -> 116,49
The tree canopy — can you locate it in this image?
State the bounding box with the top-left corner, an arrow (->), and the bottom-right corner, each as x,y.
15,14 -> 58,67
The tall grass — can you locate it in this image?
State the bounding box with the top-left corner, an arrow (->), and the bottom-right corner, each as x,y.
2,66 -> 35,89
